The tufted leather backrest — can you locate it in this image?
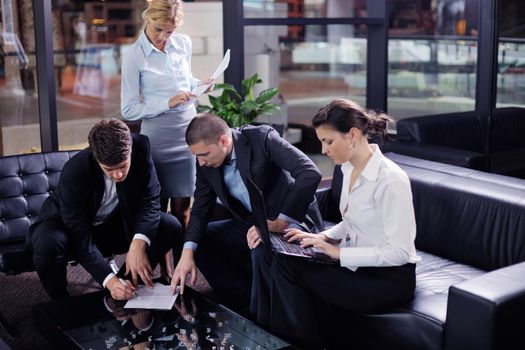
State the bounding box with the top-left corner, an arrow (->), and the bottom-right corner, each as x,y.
0,151 -> 78,245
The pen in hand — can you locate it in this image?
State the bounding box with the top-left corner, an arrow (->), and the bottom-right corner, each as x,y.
109,260 -> 141,300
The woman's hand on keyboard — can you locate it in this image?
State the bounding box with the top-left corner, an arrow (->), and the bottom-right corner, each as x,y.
284,229 -> 340,260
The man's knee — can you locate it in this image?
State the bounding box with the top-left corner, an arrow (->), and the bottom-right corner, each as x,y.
32,222 -> 69,256
158,212 -> 182,244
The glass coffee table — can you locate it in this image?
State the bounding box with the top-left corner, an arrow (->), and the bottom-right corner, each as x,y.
32,287 -> 294,349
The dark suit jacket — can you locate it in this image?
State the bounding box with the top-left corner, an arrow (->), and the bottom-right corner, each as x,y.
185,125 -> 322,244
29,134 -> 161,285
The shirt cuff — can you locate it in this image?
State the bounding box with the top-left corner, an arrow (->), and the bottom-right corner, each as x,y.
102,272 -> 116,288
323,222 -> 346,240
183,241 -> 198,251
133,234 -> 151,246
191,77 -> 200,90
277,213 -> 299,225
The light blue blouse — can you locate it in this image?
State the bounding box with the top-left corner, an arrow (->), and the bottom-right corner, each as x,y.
120,30 -> 200,120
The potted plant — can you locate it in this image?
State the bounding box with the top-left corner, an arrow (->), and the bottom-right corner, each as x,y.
196,73 -> 280,128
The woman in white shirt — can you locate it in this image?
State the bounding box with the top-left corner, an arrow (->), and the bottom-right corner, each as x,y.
270,99 -> 420,349
121,0 -> 212,240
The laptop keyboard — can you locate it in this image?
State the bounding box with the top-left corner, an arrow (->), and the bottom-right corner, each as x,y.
269,232 -> 316,255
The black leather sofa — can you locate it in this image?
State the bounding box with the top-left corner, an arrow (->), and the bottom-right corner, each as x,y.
386,107 -> 525,178
2,150 -> 525,349
315,152 -> 525,350
0,151 -> 78,336
0,151 -> 78,275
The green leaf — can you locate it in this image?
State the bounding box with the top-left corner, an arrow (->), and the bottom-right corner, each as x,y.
259,104 -> 280,114
196,103 -> 210,113
241,73 -> 262,100
197,73 -> 280,127
255,88 -> 279,104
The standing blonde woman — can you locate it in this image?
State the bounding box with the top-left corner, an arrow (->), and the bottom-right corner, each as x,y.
121,0 -> 212,245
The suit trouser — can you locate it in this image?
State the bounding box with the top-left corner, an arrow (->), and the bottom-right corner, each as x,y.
270,255 -> 416,349
31,211 -> 181,299
194,218 -> 273,323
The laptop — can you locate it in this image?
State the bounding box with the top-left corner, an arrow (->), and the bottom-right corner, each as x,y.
246,178 -> 336,264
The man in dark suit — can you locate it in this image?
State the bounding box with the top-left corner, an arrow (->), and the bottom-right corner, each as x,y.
171,113 -> 322,325
29,119 -> 181,300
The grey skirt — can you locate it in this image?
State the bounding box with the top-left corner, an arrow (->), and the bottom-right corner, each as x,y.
140,105 -> 196,198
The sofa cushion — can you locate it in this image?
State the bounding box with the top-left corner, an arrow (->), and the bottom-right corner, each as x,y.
333,251 -> 484,350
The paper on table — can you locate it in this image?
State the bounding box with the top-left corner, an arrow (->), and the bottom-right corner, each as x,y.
190,49 -> 231,98
124,283 -> 178,310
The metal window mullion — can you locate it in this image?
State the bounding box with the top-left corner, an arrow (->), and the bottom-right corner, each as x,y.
223,0 -> 244,92
33,0 -> 58,152
475,0 -> 499,171
366,0 -> 388,112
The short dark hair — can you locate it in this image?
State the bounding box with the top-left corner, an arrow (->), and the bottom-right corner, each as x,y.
88,118 -> 132,166
185,113 -> 231,146
312,99 -> 394,142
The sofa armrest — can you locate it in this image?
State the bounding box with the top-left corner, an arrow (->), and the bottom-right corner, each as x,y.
445,262 -> 525,350
385,142 -> 486,170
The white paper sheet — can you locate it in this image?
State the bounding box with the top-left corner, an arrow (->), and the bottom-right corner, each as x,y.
124,283 -> 178,310
189,49 -> 231,99
210,48 -> 230,81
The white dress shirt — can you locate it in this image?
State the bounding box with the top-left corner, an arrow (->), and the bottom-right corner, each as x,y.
323,145 -> 421,271
120,30 -> 200,120
95,173 -> 151,288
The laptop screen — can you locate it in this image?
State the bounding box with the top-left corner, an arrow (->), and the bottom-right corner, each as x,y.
245,178 -> 273,252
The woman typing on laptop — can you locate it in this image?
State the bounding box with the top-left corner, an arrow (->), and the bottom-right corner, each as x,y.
269,99 -> 420,349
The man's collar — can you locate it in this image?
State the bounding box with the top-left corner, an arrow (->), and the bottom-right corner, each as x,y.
224,145 -> 236,166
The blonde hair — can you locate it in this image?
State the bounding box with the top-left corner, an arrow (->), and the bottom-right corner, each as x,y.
142,0 -> 183,28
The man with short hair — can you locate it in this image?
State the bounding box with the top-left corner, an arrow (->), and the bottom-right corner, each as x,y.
30,118 -> 181,300
172,113 -> 322,325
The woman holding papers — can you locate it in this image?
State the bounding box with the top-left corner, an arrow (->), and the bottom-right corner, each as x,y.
269,99 -> 420,349
121,0 -> 213,236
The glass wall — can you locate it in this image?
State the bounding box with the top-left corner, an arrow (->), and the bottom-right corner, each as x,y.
242,23 -> 366,128
0,0 -> 41,156
387,0 -> 479,120
496,0 -> 525,107
49,0 -> 224,150
243,0 -> 367,19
